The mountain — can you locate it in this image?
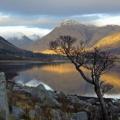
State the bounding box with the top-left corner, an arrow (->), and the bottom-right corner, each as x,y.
92,32 -> 120,55
0,36 -> 53,60
25,23 -> 96,52
29,34 -> 41,41
0,36 -> 33,60
25,22 -> 120,53
0,36 -> 21,51
93,32 -> 120,49
7,35 -> 33,48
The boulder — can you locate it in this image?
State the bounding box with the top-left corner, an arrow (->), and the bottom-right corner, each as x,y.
0,72 -> 9,120
72,112 -> 88,120
12,106 -> 24,120
31,84 -> 60,108
50,109 -> 71,120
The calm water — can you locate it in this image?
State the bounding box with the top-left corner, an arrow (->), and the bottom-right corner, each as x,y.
0,63 -> 120,98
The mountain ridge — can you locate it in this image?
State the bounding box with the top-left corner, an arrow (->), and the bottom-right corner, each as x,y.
25,24 -> 120,53
6,35 -> 34,48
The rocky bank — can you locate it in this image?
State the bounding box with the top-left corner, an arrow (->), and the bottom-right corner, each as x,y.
0,72 -> 120,120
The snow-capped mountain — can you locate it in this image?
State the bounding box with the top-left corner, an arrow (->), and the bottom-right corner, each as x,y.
25,21 -> 120,53
7,35 -> 33,48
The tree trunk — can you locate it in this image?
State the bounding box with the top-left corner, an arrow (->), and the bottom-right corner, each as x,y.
94,84 -> 109,120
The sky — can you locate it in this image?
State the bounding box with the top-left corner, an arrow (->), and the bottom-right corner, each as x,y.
0,0 -> 120,38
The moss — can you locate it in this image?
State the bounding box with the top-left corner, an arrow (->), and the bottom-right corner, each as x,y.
9,114 -> 16,120
0,110 -> 6,120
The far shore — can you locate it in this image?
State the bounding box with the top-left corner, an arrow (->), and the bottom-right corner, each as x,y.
0,60 -> 68,65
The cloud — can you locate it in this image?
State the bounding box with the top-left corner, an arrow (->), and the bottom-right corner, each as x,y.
0,26 -> 51,38
1,12 -> 120,38
0,0 -> 120,15
0,1 -> 120,29
0,13 -> 63,28
90,15 -> 120,26
1,13 -> 120,29
0,1 -> 120,39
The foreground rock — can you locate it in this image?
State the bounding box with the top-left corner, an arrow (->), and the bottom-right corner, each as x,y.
0,71 -> 119,120
7,84 -> 120,120
0,72 -> 9,120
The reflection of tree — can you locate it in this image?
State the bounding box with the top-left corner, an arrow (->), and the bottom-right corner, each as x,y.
50,35 -> 116,120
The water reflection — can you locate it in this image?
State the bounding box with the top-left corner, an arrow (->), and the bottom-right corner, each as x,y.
0,63 -> 120,97
40,64 -> 75,74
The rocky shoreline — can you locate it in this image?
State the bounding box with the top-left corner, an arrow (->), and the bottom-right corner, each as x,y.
7,84 -> 120,120
0,72 -> 120,120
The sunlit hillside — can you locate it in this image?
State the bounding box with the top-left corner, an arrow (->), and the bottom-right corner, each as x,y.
92,32 -> 120,49
33,49 -> 57,54
25,23 -> 120,52
38,32 -> 120,55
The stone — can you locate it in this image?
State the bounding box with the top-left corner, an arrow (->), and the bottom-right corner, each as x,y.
29,109 -> 36,120
31,84 -> 60,108
45,109 -> 72,120
12,106 -> 24,120
72,112 -> 88,120
0,72 -> 9,120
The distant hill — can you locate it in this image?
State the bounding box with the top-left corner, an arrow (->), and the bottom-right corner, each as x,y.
0,36 -> 33,60
93,32 -> 120,49
25,22 -> 120,53
7,35 -> 33,48
0,36 -> 53,61
92,32 -> 120,55
0,36 -> 21,51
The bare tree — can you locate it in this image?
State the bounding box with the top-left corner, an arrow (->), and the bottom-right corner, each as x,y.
49,35 -> 116,120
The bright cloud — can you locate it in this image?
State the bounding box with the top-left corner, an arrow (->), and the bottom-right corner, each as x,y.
0,13 -> 60,27
0,26 -> 51,38
67,14 -> 120,26
0,12 -> 120,38
1,12 -> 120,28
91,15 -> 120,26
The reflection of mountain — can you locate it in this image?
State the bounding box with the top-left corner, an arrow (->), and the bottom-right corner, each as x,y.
0,63 -> 45,82
25,23 -> 120,53
40,63 -> 75,74
1,63 -> 120,95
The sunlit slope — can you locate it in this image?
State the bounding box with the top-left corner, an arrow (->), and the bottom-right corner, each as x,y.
26,23 -> 120,53
34,32 -> 120,55
42,32 -> 120,55
92,32 -> 120,49
33,49 -> 57,55
26,24 -> 96,51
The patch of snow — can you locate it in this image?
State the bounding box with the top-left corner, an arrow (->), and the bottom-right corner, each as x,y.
60,19 -> 80,26
24,79 -> 53,91
16,80 -> 25,86
104,94 -> 120,99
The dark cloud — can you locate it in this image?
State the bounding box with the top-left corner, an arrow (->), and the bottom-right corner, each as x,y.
0,14 -> 63,28
0,0 -> 120,29
0,0 -> 120,15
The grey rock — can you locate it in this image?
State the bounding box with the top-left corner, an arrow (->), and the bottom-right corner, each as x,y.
0,72 -> 9,120
72,112 -> 88,120
12,106 -> 24,119
50,109 -> 71,120
29,110 -> 36,119
31,84 -> 60,108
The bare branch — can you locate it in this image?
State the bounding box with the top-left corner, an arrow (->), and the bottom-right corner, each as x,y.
49,35 -> 116,88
